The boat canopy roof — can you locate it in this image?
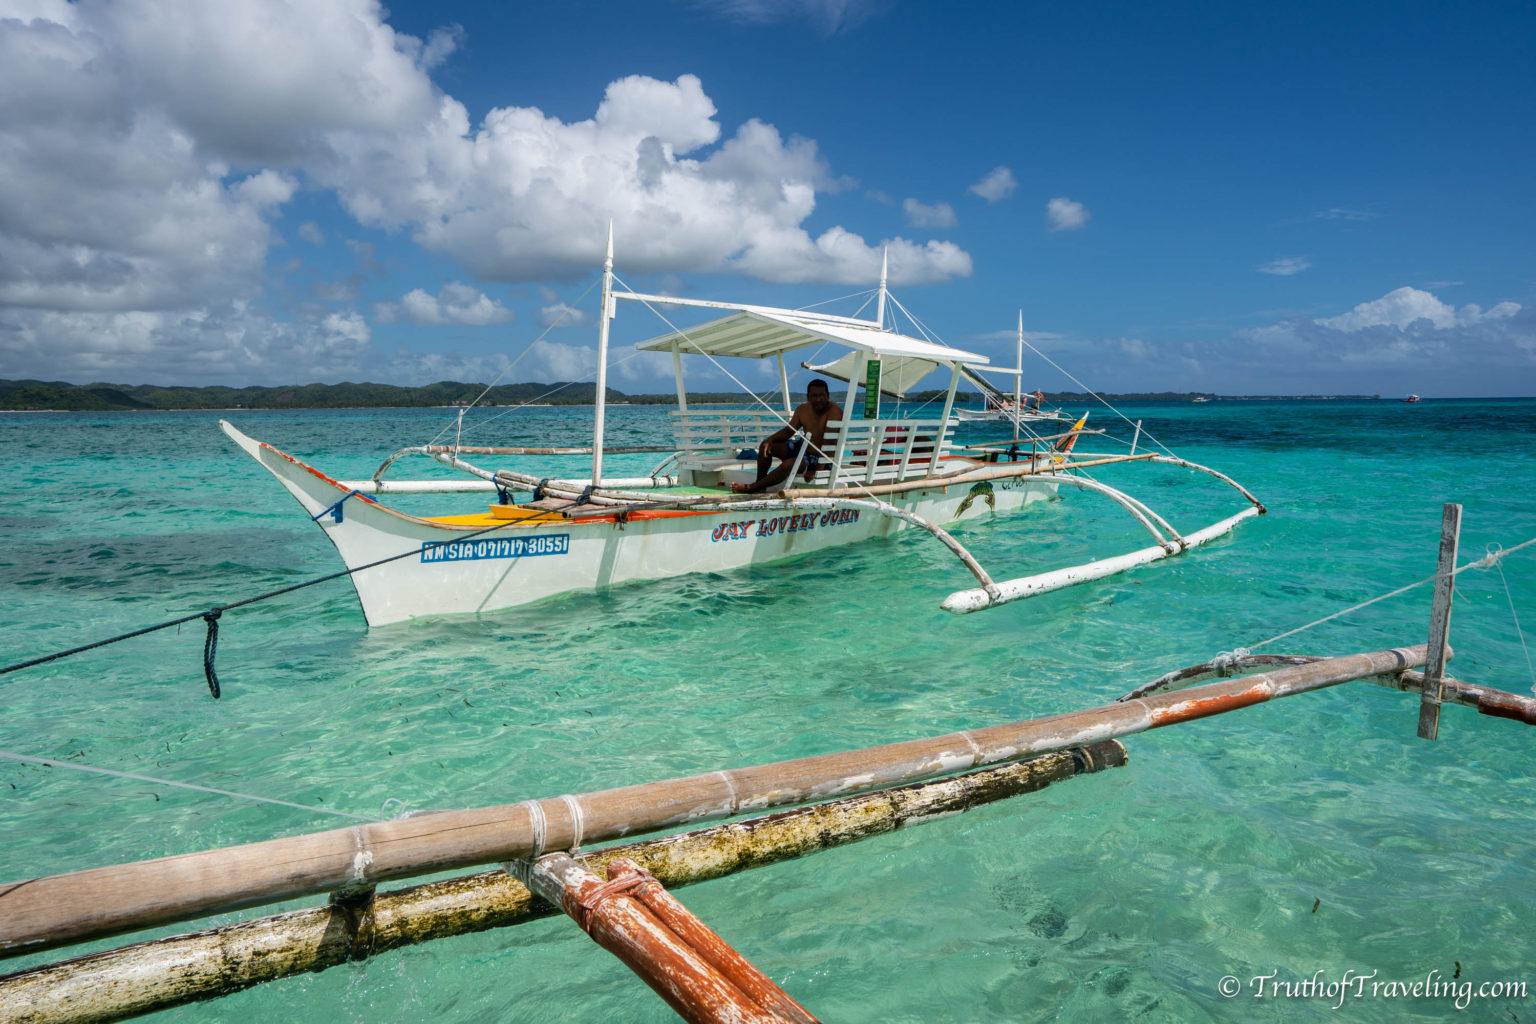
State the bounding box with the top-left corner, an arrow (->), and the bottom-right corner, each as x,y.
800,351 -> 949,399
636,308 -> 987,367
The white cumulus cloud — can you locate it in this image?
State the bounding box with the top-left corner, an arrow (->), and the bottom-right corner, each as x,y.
537,304 -> 595,329
0,302 -> 371,384
902,198 -> 957,228
969,166 -> 1017,202
0,0 -> 970,385
1317,287 -> 1520,332
1046,197 -> 1089,232
1257,256 -> 1312,276
374,282 -> 513,326
691,0 -> 885,35
322,73 -> 967,286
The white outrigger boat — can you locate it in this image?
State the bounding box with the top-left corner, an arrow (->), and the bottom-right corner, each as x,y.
225,236 -> 1266,626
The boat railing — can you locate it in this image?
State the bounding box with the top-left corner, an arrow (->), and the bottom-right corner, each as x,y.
668,409 -> 791,464
821,417 -> 957,488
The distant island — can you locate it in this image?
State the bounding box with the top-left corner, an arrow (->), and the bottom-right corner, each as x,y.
0,379 -> 1382,412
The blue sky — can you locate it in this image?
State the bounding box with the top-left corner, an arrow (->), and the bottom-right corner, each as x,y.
2,0 -> 1532,396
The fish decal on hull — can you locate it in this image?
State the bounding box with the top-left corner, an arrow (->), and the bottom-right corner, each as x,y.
957,481 -> 995,516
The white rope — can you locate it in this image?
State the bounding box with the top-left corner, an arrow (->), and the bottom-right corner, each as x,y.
439,340 -> 670,450
955,729 -> 983,764
1487,545 -> 1536,695
797,287 -> 876,314
425,278 -> 602,447
1249,535 -> 1536,652
559,793 -> 585,852
520,799 -> 548,860
1007,332 -> 1182,459
714,770 -> 739,814
1209,648 -> 1251,674
0,750 -> 378,821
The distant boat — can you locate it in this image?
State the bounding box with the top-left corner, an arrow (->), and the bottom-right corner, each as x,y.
1192,396 -> 1210,403
953,401 -> 1069,424
1403,394 -> 1421,403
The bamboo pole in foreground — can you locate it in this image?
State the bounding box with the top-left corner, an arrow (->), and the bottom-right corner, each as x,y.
1376,670 -> 1536,726
604,857 -> 819,1024
0,743 -> 1125,1024
0,646 -> 1427,961
517,853 -> 812,1024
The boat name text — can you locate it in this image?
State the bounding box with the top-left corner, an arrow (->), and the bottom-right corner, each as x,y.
710,508 -> 861,543
421,534 -> 570,563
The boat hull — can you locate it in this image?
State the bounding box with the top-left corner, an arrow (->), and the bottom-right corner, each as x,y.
953,408 -> 1064,424
224,422 -> 1057,626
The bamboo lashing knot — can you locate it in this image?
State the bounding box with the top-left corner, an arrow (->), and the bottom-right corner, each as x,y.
521,800 -> 548,860
956,729 -> 983,763
713,770 -> 739,814
571,863 -> 661,934
347,826 -> 374,887
1474,542 -> 1504,570
559,794 -> 585,852
1210,648 -> 1251,676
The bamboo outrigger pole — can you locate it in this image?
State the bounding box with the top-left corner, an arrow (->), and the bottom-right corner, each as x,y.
0,744 -> 1127,1024
0,645 -> 1429,959
515,854 -> 818,1024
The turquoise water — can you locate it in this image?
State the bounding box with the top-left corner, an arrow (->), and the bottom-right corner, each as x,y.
2,399 -> 1535,1022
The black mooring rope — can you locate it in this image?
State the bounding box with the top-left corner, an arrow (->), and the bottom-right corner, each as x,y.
0,502 -> 567,698
202,609 -> 222,699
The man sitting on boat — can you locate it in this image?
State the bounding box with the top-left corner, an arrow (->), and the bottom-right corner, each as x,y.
731,379 -> 842,493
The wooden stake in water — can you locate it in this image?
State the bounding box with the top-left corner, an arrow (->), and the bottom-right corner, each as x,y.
1417,503 -> 1461,740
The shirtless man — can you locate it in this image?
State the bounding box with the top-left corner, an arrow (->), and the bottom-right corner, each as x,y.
731,379 -> 842,493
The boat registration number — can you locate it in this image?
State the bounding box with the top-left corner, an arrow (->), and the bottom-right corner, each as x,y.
421,534 -> 570,563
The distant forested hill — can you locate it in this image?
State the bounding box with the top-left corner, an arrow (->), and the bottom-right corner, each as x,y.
0,379 -> 619,410
0,379 -> 1377,411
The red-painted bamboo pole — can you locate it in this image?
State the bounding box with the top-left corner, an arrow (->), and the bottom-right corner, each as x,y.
606,858 -> 819,1024
517,854 -> 798,1024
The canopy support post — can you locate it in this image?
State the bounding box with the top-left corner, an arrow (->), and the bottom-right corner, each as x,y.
928,364 -> 961,477
673,344 -> 687,413
829,354 -> 865,489
777,353 -> 792,414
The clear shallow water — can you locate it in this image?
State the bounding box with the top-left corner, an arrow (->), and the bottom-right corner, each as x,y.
2,399 -> 1535,1022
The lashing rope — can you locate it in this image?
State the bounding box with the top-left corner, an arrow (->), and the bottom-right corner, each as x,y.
570,866 -> 660,934
1123,535 -> 1536,702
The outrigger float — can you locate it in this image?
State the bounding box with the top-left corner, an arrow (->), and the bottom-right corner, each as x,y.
225,235 -> 1265,626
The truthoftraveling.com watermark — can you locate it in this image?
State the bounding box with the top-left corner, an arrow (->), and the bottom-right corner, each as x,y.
1216,969 -> 1527,1011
